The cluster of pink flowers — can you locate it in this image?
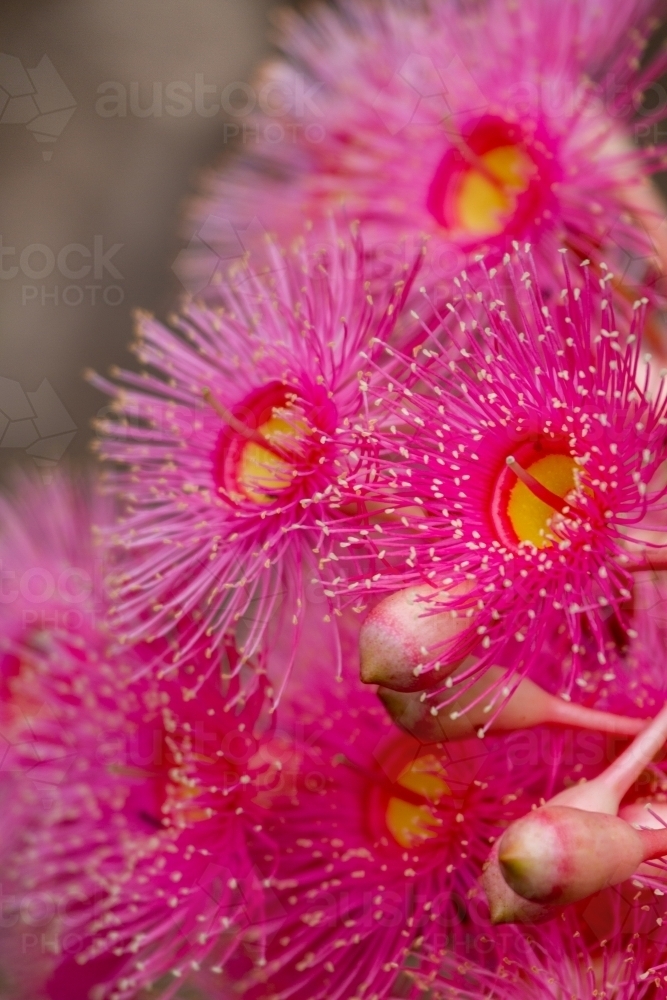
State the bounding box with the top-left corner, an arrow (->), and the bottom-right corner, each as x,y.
5,1 -> 667,997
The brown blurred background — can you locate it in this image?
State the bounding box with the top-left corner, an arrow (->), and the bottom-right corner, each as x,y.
0,0 -> 294,478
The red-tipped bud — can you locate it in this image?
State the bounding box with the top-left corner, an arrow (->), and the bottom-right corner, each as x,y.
360,583 -> 474,691
496,805 -> 646,906
379,666 -> 647,742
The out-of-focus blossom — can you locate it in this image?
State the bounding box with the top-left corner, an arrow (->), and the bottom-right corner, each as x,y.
184,0 -> 667,303
0,478 -> 284,1000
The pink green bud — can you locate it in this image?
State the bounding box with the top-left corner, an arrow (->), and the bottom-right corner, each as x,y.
482,701 -> 667,921
360,584 -> 474,690
481,841 -> 554,925
496,805 -> 648,906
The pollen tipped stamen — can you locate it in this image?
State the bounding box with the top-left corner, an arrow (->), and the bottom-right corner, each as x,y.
505,455 -> 583,519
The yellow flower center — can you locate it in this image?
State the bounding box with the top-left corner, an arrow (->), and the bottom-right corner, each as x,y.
385,755 -> 450,849
455,145 -> 535,237
212,381 -> 316,507
237,413 -> 300,506
506,454 -> 578,549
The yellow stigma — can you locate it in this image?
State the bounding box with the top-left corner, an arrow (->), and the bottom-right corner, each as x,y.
507,454 -> 578,549
456,145 -> 534,237
386,755 -> 449,849
238,413 -> 301,505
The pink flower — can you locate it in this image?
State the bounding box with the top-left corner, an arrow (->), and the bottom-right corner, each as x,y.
0,478 -> 285,1000
341,253 -> 667,713
0,470 -> 117,900
8,627 -> 284,1000
0,473 -> 112,996
0,471 -> 109,728
93,231 -> 416,700
230,670 -> 549,1000
184,0 -> 667,302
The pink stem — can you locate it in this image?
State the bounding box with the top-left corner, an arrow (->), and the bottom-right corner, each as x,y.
547,700 -> 647,737
597,702 -> 667,805
626,558 -> 667,574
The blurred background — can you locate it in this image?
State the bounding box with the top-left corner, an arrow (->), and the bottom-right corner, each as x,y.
0,0 -> 296,479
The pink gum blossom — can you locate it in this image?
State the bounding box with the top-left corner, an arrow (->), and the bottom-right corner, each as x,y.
483,702 -> 667,921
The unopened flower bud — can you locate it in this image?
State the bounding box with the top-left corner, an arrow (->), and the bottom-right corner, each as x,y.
497,805 -> 647,906
360,583 -> 475,691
